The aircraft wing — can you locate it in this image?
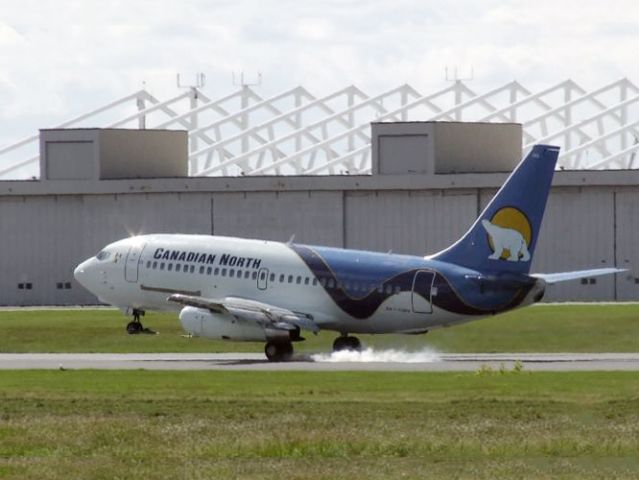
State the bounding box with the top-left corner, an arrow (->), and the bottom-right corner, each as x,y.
167,293 -> 320,334
530,268 -> 627,285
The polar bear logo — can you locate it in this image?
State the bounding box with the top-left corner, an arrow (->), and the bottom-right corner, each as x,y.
481,219 -> 531,262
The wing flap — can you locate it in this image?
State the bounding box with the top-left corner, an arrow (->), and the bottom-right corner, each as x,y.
167,293 -> 320,333
168,293 -> 228,313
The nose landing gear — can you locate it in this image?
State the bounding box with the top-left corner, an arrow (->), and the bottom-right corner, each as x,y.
126,309 -> 156,334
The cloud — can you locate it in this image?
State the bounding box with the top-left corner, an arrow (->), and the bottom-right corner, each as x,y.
1,0 -> 639,149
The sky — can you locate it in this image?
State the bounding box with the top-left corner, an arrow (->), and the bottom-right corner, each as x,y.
1,0 -> 639,147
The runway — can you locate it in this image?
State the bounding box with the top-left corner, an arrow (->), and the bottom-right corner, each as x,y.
1,352 -> 639,371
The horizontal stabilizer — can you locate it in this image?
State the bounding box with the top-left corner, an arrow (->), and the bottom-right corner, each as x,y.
531,268 -> 626,284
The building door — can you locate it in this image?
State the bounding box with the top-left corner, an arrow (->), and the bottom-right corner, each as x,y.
124,242 -> 146,283
411,270 -> 434,314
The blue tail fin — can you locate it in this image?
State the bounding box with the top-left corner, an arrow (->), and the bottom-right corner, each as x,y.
432,144 -> 560,274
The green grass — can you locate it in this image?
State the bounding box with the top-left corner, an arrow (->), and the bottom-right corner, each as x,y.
0,370 -> 638,479
1,303 -> 639,353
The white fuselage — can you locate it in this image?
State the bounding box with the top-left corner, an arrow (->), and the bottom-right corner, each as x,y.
74,234 -> 479,335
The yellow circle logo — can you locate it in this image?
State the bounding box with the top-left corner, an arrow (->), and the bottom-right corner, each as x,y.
483,207 -> 532,261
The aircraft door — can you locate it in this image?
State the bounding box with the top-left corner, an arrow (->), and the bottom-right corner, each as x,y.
411,270 -> 434,314
124,242 -> 146,283
257,268 -> 269,290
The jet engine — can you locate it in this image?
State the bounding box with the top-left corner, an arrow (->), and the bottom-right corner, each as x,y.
179,306 -> 290,342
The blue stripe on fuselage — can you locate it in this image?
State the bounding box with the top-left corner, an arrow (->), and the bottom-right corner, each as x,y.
301,245 -> 425,297
290,244 -> 535,318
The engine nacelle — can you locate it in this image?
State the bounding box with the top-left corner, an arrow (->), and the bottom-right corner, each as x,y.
179,306 -> 289,342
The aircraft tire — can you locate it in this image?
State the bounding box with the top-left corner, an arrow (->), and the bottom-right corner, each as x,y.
346,336 -> 362,351
333,336 -> 362,352
265,341 -> 294,362
332,337 -> 347,351
126,321 -> 143,335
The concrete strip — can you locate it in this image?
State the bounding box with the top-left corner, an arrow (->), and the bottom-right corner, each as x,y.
1,352 -> 639,371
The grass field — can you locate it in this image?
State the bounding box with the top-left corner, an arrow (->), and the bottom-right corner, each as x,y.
1,303 -> 639,353
0,370 -> 638,479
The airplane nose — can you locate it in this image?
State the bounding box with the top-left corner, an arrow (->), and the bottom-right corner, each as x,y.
73,259 -> 92,287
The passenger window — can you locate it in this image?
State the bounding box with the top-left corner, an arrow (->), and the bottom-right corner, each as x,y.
270,273 -> 275,282
190,265 -> 195,273
245,271 -> 250,279
296,276 -> 302,284
252,271 -> 258,280
288,275 -> 293,283
312,278 -> 318,286
146,261 -> 151,269
229,269 -> 235,278
160,263 -> 166,270
319,277 -> 326,287
279,274 -> 285,283
176,264 -> 181,272
304,277 -> 310,285
207,267 -> 212,275
168,263 -> 173,272
199,266 -> 205,274
152,261 -> 158,269
214,268 -> 219,276
221,268 -> 227,276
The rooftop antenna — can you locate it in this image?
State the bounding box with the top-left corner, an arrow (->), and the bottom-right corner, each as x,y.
445,65 -> 474,83
445,65 -> 474,120
177,72 -> 206,90
232,71 -> 262,89
177,72 -> 206,153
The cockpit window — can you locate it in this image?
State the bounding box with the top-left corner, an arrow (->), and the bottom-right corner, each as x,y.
96,251 -> 111,261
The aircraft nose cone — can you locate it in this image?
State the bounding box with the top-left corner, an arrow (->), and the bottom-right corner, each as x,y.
73,259 -> 92,288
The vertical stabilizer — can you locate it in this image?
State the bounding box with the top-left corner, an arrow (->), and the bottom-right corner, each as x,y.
432,144 -> 560,274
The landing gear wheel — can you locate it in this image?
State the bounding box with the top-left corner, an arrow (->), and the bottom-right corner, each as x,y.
346,336 -> 362,351
126,321 -> 143,334
126,309 -> 152,334
333,335 -> 362,352
264,341 -> 294,362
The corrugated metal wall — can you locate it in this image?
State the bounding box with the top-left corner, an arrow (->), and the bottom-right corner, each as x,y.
615,190 -> 639,301
344,190 -> 476,254
212,192 -> 343,246
532,188 -> 616,301
0,186 -> 636,305
0,194 -> 211,305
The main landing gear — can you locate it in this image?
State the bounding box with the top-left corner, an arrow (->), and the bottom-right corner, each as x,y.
264,341 -> 294,362
263,332 -> 362,362
126,309 -> 155,334
332,335 -> 362,352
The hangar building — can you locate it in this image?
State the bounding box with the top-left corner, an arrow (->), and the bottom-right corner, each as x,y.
0,79 -> 638,306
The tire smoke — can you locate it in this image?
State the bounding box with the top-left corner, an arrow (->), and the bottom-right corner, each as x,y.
311,347 -> 441,363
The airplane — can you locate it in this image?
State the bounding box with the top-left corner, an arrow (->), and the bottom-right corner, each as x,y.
74,144 -> 624,361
